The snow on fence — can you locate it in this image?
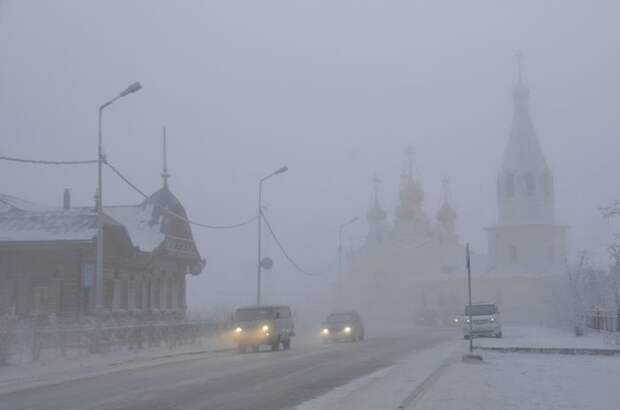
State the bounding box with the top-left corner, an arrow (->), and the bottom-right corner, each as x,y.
1,319 -> 229,365
584,309 -> 620,333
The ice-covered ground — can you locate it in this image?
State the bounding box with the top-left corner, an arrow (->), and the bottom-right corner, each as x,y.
475,324 -> 620,350
413,350 -> 620,410
296,340 -> 460,410
0,334 -> 233,395
296,325 -> 620,410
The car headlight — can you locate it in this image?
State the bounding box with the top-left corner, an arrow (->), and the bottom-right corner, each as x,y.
262,325 -> 270,332
453,317 -> 459,323
466,319 -> 470,323
490,317 -> 495,323
322,328 -> 329,335
344,327 -> 351,333
235,327 -> 243,333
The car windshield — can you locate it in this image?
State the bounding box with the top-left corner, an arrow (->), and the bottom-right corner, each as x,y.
235,308 -> 273,321
464,304 -> 497,316
326,313 -> 354,323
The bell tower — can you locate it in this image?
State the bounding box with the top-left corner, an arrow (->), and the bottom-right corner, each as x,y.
486,53 -> 567,274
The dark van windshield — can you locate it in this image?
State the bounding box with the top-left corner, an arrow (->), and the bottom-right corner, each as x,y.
235,307 -> 273,321
326,313 -> 354,323
464,304 -> 497,316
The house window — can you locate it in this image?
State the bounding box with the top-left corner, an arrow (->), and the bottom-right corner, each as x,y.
104,279 -> 114,308
135,280 -> 143,310
510,245 -> 519,264
177,278 -> 185,309
166,278 -> 173,309
120,280 -> 129,310
33,286 -> 49,314
525,173 -> 535,196
146,279 -> 152,310
153,278 -> 161,309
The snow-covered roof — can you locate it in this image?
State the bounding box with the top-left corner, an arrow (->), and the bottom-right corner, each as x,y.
0,193 -> 47,213
104,204 -> 165,252
0,208 -> 101,243
0,190 -> 202,271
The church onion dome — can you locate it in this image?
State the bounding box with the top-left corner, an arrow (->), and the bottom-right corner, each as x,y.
436,201 -> 456,224
396,174 -> 424,220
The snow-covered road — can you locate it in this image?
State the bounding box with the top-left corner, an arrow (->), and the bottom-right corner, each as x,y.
0,328 -> 455,410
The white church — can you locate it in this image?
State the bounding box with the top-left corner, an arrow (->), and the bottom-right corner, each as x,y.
343,56 -> 568,325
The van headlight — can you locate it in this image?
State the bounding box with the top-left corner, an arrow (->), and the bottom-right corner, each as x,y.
322,328 -> 329,335
235,327 -> 243,333
344,327 -> 352,333
262,325 -> 270,332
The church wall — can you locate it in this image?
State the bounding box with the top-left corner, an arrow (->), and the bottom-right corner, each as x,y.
487,225 -> 567,274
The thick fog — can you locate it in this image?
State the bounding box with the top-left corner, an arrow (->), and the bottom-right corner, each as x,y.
2,1 -> 620,315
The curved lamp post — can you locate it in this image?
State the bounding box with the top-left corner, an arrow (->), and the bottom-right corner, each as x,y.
256,165 -> 288,305
95,82 -> 142,315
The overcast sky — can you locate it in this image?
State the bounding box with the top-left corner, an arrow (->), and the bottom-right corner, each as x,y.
2,1 -> 619,309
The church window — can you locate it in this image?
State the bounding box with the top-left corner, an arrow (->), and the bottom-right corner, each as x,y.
547,246 -> 555,261
543,172 -> 552,195
510,245 -> 519,264
505,173 -> 515,197
525,173 -> 535,196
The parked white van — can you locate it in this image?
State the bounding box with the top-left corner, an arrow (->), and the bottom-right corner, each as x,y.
463,303 -> 502,338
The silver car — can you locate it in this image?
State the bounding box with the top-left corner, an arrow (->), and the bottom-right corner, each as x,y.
463,303 -> 502,338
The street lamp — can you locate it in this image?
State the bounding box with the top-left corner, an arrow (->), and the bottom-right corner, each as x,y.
338,216 -> 359,296
95,82 -> 142,315
256,165 -> 288,305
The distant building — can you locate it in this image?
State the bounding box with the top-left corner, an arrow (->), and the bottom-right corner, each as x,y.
0,137 -> 204,321
485,52 -> 568,275
344,147 -> 487,323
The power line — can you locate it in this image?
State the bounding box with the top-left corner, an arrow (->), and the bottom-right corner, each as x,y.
103,159 -> 258,230
261,212 -> 319,277
0,155 -> 97,165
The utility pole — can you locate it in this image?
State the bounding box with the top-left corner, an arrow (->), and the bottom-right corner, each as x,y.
95,82 -> 142,318
256,165 -> 288,305
466,243 -> 473,353
338,217 -> 359,297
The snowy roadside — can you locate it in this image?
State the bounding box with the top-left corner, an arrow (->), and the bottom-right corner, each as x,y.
295,340 -> 461,410
411,350 -> 620,410
474,325 -> 620,352
0,333 -> 234,395
295,326 -> 620,410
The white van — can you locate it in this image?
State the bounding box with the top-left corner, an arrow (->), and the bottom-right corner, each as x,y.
232,305 -> 295,353
463,303 -> 502,338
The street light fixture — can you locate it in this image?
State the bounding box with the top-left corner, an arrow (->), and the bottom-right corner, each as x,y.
338,216 -> 359,297
95,81 -> 142,315
256,165 -> 288,305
